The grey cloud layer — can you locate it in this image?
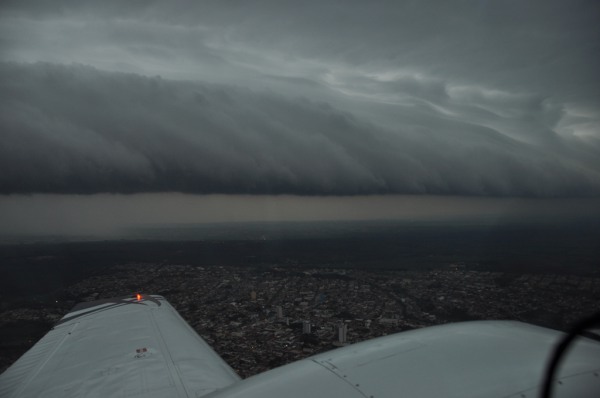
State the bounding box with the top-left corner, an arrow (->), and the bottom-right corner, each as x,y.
1,1 -> 599,196
2,1 -> 597,101
1,63 -> 599,196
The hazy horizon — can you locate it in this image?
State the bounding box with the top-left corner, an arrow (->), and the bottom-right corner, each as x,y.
1,193 -> 598,240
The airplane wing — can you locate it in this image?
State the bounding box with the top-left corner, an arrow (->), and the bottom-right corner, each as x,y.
1,295 -> 599,398
209,320 -> 600,398
0,295 -> 240,398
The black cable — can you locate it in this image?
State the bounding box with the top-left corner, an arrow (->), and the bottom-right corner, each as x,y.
541,311 -> 600,398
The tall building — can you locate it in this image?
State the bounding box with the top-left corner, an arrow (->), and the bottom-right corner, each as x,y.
338,323 -> 348,344
302,320 -> 311,334
276,305 -> 283,319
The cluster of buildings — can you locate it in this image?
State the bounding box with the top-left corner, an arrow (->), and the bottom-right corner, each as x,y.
2,263 -> 599,378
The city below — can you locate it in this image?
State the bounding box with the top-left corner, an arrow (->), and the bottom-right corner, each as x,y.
2,262 -> 598,377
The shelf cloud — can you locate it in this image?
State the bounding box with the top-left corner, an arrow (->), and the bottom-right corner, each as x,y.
1,0 -> 599,197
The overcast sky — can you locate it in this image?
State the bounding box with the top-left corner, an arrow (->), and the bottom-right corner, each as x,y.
1,1 -> 599,233
2,0 -> 599,196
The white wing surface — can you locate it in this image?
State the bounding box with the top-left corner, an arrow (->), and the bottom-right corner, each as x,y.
0,295 -> 239,398
2,295 -> 600,398
207,321 -> 600,398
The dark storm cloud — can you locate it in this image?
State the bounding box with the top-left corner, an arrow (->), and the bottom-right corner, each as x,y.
1,62 -> 599,196
2,0 -> 598,101
1,1 -> 599,196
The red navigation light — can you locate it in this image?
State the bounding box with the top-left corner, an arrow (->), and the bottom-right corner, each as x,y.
136,293 -> 142,301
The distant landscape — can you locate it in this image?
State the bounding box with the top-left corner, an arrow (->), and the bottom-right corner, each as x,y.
1,220 -> 599,374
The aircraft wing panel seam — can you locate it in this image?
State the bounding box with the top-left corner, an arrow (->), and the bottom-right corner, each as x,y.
148,307 -> 191,398
9,322 -> 79,398
311,359 -> 369,398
